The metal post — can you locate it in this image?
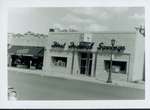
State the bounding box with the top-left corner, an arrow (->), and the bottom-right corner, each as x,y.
86,52 -> 90,76
93,52 -> 98,77
71,50 -> 75,74
107,48 -> 113,83
107,39 -> 115,83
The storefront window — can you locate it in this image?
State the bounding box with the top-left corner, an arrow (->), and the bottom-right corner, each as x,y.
104,60 -> 127,74
51,56 -> 67,67
11,55 -> 43,69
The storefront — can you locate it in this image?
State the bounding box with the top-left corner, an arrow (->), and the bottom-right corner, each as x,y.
8,46 -> 44,70
8,30 -> 145,82
45,31 -> 144,82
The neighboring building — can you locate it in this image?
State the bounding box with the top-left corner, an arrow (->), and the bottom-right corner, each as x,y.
8,29 -> 145,82
8,32 -> 47,70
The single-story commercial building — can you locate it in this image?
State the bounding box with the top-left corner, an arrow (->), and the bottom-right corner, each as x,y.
8,29 -> 145,82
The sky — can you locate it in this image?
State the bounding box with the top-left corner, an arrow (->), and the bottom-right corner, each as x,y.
8,7 -> 145,34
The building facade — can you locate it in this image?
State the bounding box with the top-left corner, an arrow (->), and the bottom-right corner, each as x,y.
8,30 -> 145,82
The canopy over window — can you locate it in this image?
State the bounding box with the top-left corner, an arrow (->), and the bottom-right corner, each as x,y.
8,46 -> 44,56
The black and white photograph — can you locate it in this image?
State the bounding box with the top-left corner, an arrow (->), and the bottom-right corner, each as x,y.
7,7 -> 145,100
0,0 -> 150,109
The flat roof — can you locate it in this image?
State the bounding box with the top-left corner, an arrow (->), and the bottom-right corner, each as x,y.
49,31 -> 136,34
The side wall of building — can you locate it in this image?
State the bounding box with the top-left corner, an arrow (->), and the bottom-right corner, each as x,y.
132,33 -> 145,81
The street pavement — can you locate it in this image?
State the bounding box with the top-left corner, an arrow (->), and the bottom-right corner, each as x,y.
8,70 -> 145,100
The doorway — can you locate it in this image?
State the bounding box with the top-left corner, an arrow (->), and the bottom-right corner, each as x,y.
79,52 -> 93,76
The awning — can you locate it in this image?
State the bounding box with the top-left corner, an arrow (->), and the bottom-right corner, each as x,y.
8,46 -> 44,56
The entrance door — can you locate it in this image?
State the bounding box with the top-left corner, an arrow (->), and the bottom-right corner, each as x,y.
80,52 -> 93,76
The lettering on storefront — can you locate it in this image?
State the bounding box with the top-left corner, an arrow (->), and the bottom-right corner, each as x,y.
51,41 -> 66,48
97,42 -> 125,52
68,42 -> 94,49
51,41 -> 125,52
16,49 -> 29,54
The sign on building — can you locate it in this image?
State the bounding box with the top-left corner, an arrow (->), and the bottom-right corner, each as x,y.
16,49 -> 29,54
80,33 -> 92,42
84,33 -> 92,42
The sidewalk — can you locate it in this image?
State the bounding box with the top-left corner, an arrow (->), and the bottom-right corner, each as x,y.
8,67 -> 145,90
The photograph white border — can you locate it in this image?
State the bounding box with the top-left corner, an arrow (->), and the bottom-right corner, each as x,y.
0,0 -> 150,109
